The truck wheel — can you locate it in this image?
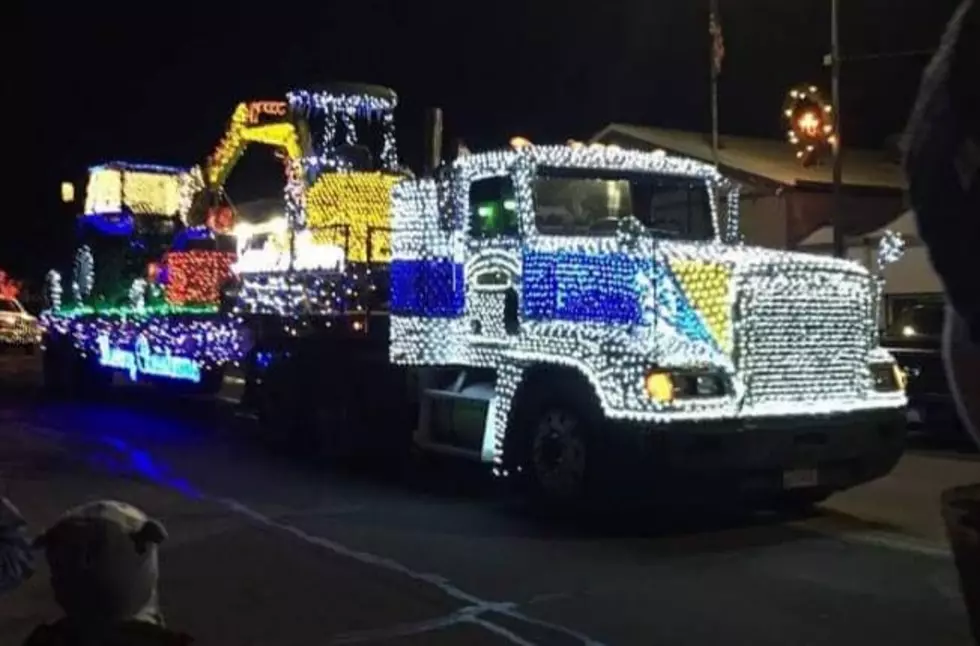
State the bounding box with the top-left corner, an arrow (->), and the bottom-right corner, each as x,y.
515,387 -> 597,506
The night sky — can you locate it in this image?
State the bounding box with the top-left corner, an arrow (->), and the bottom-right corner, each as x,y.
14,0 -> 960,284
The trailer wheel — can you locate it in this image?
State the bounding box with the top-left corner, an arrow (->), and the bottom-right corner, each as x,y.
42,341 -> 111,399
513,381 -> 599,507
41,344 -> 71,397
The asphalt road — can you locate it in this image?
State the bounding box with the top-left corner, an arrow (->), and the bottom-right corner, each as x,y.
0,354 -> 978,646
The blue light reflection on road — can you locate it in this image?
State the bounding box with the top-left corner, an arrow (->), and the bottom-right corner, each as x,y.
92,435 -> 200,498
37,403 -> 206,500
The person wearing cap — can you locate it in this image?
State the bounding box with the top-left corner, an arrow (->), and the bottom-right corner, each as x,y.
0,496 -> 34,593
23,500 -> 192,646
904,1 -> 980,642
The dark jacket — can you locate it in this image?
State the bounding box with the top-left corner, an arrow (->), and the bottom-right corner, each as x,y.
905,0 -> 980,341
23,619 -> 193,646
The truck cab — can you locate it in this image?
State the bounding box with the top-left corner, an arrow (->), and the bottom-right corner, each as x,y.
390,142 -> 907,504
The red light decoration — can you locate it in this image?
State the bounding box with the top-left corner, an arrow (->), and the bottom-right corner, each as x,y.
164,251 -> 236,306
0,270 -> 21,300
206,206 -> 235,234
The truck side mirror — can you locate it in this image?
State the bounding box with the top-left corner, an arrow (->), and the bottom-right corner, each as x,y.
720,185 -> 742,244
875,230 -> 906,274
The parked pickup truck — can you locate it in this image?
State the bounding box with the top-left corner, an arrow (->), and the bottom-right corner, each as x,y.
0,297 -> 41,351
883,302 -> 967,439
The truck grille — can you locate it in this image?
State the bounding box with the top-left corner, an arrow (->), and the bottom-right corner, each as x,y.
736,270 -> 872,409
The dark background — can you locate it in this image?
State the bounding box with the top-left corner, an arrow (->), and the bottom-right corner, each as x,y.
10,0 -> 960,284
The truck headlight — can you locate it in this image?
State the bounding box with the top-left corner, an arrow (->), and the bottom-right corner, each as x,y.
870,362 -> 905,392
645,370 -> 728,403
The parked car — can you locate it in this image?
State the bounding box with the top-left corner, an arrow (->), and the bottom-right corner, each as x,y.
882,302 -> 964,439
0,297 -> 41,352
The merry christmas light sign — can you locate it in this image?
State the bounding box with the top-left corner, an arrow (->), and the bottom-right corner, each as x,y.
97,333 -> 202,383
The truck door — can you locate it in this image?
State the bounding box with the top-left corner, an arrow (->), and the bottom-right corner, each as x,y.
464,174 -> 522,352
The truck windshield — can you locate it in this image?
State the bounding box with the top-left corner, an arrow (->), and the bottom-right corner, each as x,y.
533,167 -> 715,240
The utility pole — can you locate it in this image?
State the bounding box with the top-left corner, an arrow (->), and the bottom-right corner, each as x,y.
830,0 -> 845,258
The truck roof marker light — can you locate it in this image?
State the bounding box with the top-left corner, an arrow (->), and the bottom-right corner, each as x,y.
645,371 -> 675,403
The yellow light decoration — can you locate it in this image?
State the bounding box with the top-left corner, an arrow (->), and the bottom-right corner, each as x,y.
83,168 -> 123,215
207,103 -> 303,187
61,182 -> 75,203
207,104 -> 249,186
305,172 -> 400,263
241,123 -> 303,160
122,171 -> 183,216
797,111 -> 821,138
668,259 -> 733,353
782,84 -> 834,166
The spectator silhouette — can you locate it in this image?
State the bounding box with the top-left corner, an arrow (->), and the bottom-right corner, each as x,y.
904,1 -> 979,642
1,496 -> 34,593
24,500 -> 192,646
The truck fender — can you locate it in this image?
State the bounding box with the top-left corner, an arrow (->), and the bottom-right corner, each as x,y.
485,355 -> 605,475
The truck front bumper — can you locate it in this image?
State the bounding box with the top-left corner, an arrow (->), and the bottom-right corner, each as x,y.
596,407 -> 906,505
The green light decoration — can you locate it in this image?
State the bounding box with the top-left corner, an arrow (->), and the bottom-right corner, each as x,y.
47,302 -> 219,320
474,200 -> 518,236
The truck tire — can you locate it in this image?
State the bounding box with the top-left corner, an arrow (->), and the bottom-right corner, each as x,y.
512,379 -> 599,507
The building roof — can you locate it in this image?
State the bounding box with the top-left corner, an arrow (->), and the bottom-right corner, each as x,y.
799,210 -> 920,246
592,124 -> 906,191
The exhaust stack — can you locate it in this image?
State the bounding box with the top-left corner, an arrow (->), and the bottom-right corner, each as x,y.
423,107 -> 443,175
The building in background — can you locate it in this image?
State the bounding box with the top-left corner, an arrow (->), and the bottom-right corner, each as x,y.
799,210 -> 943,325
591,124 -> 941,320
592,124 -> 904,248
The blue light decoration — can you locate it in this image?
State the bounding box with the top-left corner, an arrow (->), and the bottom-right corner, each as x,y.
89,161 -> 190,175
78,213 -> 136,236
42,311 -> 248,374
98,333 -> 202,383
171,226 -> 214,251
522,251 -> 652,325
389,259 -> 465,317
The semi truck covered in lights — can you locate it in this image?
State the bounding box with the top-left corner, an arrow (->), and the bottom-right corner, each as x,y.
41,93 -> 908,504
239,139 -> 909,505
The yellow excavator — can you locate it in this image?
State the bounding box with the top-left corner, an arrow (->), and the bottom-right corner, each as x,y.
190,83 -> 404,266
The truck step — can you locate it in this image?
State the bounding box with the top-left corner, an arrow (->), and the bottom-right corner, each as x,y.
414,439 -> 482,461
422,386 -> 494,403
232,408 -> 259,422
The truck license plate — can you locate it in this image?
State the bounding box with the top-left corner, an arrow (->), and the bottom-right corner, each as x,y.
783,468 -> 819,489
